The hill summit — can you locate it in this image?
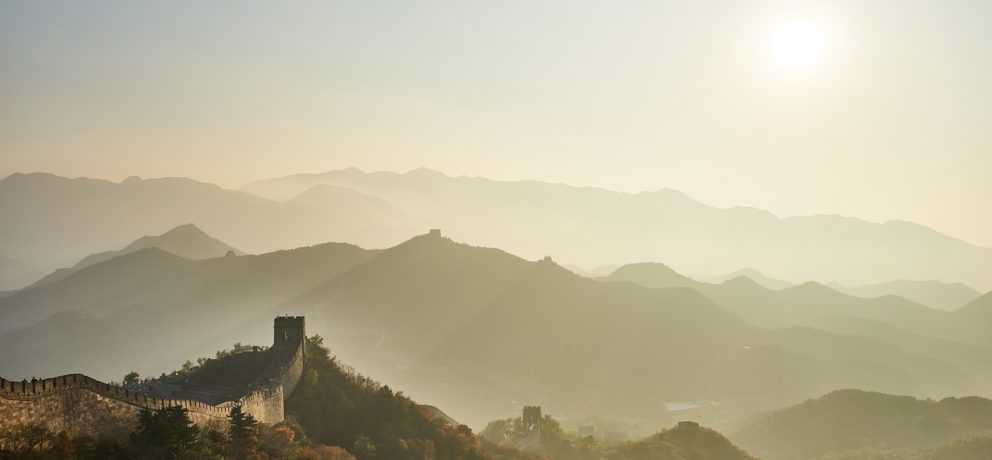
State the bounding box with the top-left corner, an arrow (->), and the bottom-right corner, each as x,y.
29,223 -> 241,288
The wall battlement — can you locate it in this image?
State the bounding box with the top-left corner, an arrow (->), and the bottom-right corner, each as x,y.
0,316 -> 307,437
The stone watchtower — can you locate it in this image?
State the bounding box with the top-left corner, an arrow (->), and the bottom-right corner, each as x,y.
273,316 -> 306,357
523,406 -> 543,433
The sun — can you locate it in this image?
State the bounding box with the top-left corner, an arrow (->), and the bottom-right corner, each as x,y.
768,19 -> 827,75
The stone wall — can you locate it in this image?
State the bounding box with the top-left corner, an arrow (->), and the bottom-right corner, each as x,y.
0,374 -> 228,438
0,316 -> 306,437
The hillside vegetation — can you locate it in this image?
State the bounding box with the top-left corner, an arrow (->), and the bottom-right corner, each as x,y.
734,389 -> 992,460
609,422 -> 756,460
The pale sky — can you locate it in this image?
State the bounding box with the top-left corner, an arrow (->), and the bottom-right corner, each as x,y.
1,0 -> 989,246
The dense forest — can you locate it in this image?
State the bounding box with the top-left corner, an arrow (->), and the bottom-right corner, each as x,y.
285,336 -> 490,460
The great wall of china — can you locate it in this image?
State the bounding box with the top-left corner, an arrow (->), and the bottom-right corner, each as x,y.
0,316 -> 306,437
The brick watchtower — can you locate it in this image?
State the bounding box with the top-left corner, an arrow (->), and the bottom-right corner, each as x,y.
523,406 -> 543,433
273,316 -> 306,358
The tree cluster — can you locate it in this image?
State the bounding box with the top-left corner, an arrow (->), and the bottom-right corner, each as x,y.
0,405 -> 352,460
285,335 -> 491,460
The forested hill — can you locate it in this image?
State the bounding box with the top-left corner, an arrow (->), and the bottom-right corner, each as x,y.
733,389 -> 992,460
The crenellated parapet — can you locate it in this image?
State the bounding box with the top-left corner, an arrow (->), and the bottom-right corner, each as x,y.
0,374 -> 230,418
0,316 -> 307,437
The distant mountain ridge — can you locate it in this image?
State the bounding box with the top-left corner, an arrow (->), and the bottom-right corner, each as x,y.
733,389 -> 992,460
243,168 -> 992,290
958,292 -> 992,319
833,279 -> 983,311
613,422 -> 757,460
0,172 -> 418,279
604,262 -> 992,405
0,239 -> 378,375
0,255 -> 43,291
4,170 -> 989,290
5,231 -> 992,430
29,224 -> 242,288
697,268 -> 793,290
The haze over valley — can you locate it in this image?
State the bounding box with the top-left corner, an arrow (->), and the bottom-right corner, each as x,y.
3,1 -> 992,459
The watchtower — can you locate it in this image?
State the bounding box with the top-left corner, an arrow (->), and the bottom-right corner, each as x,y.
273,316 -> 306,355
523,406 -> 543,433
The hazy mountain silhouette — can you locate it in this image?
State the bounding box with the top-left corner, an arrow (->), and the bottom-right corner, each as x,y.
7,169 -> 990,292
604,264 -> 992,400
0,254 -> 43,291
244,168 -> 992,290
610,422 -> 757,460
3,232 -> 992,431
28,224 -> 242,289
605,262 -> 703,289
0,242 -> 377,377
697,268 -> 793,290
733,389 -> 992,460
833,279 -> 982,311
0,248 -> 199,334
281,233 -> 992,427
285,183 -> 400,218
0,172 -> 416,277
956,291 -> 992,320
605,263 -> 992,348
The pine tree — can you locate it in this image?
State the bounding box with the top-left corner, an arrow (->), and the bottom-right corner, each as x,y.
130,406 -> 200,458
229,405 -> 260,460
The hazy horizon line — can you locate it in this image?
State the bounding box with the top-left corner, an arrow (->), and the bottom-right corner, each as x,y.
5,167 -> 988,252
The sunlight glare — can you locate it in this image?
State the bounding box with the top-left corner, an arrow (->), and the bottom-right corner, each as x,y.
768,19 -> 827,76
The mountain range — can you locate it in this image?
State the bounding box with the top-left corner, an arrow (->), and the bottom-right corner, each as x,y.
604,263 -> 992,369
695,268 -> 794,290
733,389 -> 992,460
0,255 -> 43,291
243,168 -> 992,291
3,169 -> 991,293
3,229 -> 992,430
0,172 -> 417,288
27,223 -> 242,289
695,268 -> 984,310
832,279 -> 982,311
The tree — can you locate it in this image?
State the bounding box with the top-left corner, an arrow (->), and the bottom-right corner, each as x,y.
229,405 -> 260,460
123,371 -> 140,387
352,435 -> 377,460
130,406 -> 201,458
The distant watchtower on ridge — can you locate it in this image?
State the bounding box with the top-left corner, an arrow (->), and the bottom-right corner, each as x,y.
523,406 -> 543,433
273,316 -> 306,359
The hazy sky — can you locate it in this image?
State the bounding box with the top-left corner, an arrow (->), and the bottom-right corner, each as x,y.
2,1 -> 989,246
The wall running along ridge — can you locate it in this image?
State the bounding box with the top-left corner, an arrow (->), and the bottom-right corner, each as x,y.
0,316 -> 306,438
